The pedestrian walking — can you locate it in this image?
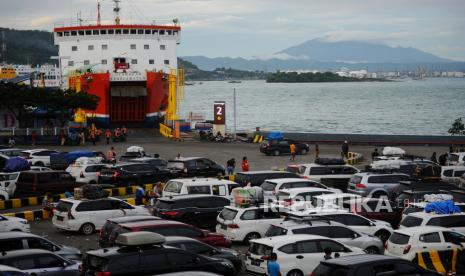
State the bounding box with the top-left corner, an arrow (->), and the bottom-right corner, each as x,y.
439,153 -> 448,166
60,130 -> 66,146
121,126 -> 128,141
107,147 -> 116,164
175,153 -> 182,160
79,131 -> 85,145
371,148 -> 380,160
114,128 -> 121,142
8,136 -> 15,148
341,140 -> 349,160
315,144 -> 320,160
226,158 -> 236,175
135,184 -> 145,205
430,152 -> 438,164
42,192 -> 54,218
31,131 -> 37,146
267,252 -> 282,276
241,156 -> 250,172
290,143 -> 296,161
105,129 -> 111,145
90,130 -> 96,146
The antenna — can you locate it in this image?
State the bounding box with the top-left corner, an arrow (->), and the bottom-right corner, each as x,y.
77,11 -> 83,26
97,2 -> 101,25
113,0 -> 121,25
1,29 -> 6,63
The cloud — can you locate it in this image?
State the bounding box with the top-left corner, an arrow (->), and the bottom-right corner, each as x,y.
183,15 -> 245,29
319,30 -> 413,44
30,16 -> 55,28
251,53 -> 310,61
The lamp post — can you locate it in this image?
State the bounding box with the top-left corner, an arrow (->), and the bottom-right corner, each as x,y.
233,88 -> 237,140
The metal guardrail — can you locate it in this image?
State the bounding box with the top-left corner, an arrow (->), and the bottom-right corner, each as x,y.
0,127 -> 69,136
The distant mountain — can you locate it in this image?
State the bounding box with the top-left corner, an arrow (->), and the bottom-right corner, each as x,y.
279,39 -> 451,63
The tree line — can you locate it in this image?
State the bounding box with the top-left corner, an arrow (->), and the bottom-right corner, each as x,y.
266,71 -> 365,83
0,83 -> 99,127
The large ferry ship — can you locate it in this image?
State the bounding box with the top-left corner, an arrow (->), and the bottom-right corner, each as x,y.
53,0 -> 181,126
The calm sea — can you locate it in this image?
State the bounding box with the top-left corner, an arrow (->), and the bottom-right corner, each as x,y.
180,78 -> 465,135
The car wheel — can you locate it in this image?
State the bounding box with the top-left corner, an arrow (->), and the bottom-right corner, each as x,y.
273,150 -> 280,156
80,223 -> 95,235
244,232 -> 261,244
375,230 -> 391,243
287,270 -> 304,276
300,149 -> 308,155
365,246 -> 380,254
35,161 -> 44,167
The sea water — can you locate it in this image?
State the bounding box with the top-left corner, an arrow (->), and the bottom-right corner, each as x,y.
181,78 -> 465,135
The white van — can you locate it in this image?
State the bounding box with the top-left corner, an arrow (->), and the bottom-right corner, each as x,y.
441,165 -> 465,186
297,163 -> 359,192
162,178 -> 240,199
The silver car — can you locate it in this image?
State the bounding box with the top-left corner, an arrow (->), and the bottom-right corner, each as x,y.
347,172 -> 410,198
265,217 -> 385,254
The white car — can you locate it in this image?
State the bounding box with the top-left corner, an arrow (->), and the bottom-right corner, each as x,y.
66,163 -> 108,184
245,234 -> 363,276
52,197 -> 151,235
441,165 -> 465,186
296,163 -> 360,183
163,178 -> 239,200
0,214 -> 30,232
448,152 -> 465,166
272,187 -> 337,213
386,226 -> 465,261
29,166 -> 53,172
21,149 -> 59,166
402,201 -> 465,219
399,212 -> 465,235
260,178 -> 342,201
216,205 -> 282,243
0,172 -> 20,197
310,193 -> 362,208
0,189 -> 8,200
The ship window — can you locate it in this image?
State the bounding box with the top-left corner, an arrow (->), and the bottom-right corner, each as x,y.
131,59 -> 138,64
84,60 -> 90,65
138,29 -> 144,34
78,30 -> 84,35
123,29 -> 129,34
88,45 -> 94,50
64,31 -> 70,36
115,29 -> 122,34
102,44 -> 108,50
71,46 -> 78,51
149,59 -> 154,64
167,30 -> 172,35
145,29 -> 151,34
68,61 -> 74,66
108,29 -> 114,34
57,32 -> 63,37
144,45 -> 150,50
160,45 -> 166,50
101,29 -> 107,35
164,59 -> 170,65
101,59 -> 107,65
130,29 -> 136,34
159,30 -> 165,35
71,31 -> 77,36
152,30 -> 158,34
130,44 -> 136,50
85,30 -> 92,35
93,30 -> 99,35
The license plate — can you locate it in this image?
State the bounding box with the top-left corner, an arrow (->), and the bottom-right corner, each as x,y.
221,224 -> 227,230
56,216 -> 64,221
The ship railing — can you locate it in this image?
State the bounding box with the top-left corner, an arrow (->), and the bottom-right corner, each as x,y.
0,127 -> 69,136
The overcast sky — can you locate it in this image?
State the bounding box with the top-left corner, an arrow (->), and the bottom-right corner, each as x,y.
2,0 -> 465,60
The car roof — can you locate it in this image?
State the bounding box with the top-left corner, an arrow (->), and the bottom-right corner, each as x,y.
131,157 -> 165,161
320,254 -> 403,266
298,163 -> 352,168
60,197 -> 121,204
108,215 -> 159,224
158,194 -> 228,202
236,170 -> 297,175
279,187 -> 332,195
0,232 -> 37,239
119,219 -> 185,228
264,178 -> 317,184
164,236 -> 198,243
272,218 -> 345,229
355,172 -> 408,177
0,264 -> 24,272
86,245 -> 179,258
167,178 -> 236,185
407,211 -> 465,218
168,157 -> 205,162
0,249 -> 52,258
313,193 -> 361,200
21,149 -> 49,153
252,234 -> 329,247
394,226 -> 451,235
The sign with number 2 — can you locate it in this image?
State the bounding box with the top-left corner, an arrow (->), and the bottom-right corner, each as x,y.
214,101 -> 226,124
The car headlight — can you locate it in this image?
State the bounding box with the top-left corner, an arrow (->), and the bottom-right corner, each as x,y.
20,221 -> 28,224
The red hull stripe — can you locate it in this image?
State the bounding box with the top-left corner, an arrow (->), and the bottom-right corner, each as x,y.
54,24 -> 181,32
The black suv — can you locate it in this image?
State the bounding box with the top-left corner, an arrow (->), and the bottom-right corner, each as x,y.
167,157 -> 225,177
235,170 -> 301,187
260,139 -> 309,156
128,157 -> 168,170
98,163 -> 169,186
82,237 -> 236,276
312,254 -> 441,276
153,195 -> 231,230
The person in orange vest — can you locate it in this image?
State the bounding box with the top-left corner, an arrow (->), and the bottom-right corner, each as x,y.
290,143 -> 296,161
121,126 -> 128,141
105,129 -> 111,145
241,156 -> 250,172
114,128 -> 121,142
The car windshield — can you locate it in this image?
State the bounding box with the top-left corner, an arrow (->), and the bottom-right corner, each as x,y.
167,161 -> 184,169
249,242 -> 273,256
265,225 -> 287,237
219,208 -> 238,220
400,216 -> 423,227
389,232 -> 410,245
277,191 -> 291,200
164,181 -> 183,193
312,264 -> 350,276
56,201 -> 73,212
261,181 -> 277,191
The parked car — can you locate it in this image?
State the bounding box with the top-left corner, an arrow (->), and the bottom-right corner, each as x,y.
82,232 -> 235,276
0,249 -> 80,275
386,226 -> 465,261
395,190 -> 447,208
0,172 -> 19,197
347,172 -> 410,199
52,197 -> 151,235
311,254 -> 441,276
234,171 -> 301,187
66,163 -> 108,184
166,157 -> 225,177
21,149 -> 59,166
399,212 -> 465,235
260,178 -> 341,201
343,198 -> 403,228
448,152 -> 465,166
164,236 -> 243,272
110,219 -> 231,248
0,232 -> 81,260
0,148 -> 24,157
153,195 -> 231,230
216,205 -> 282,243
15,171 -> 79,196
245,234 -> 363,276
0,189 -> 8,200
310,193 -> 362,208
99,163 -> 168,187
265,215 -> 384,254
297,163 -> 360,192
99,215 -> 160,248
441,165 -> 465,186
50,150 -> 105,170
0,264 -> 28,275
29,166 -> 53,172
272,187 -> 337,213
0,153 -> 9,169
128,157 -> 168,170
0,214 -> 30,232
162,178 -> 239,200
402,202 -> 465,219
259,139 -> 309,156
